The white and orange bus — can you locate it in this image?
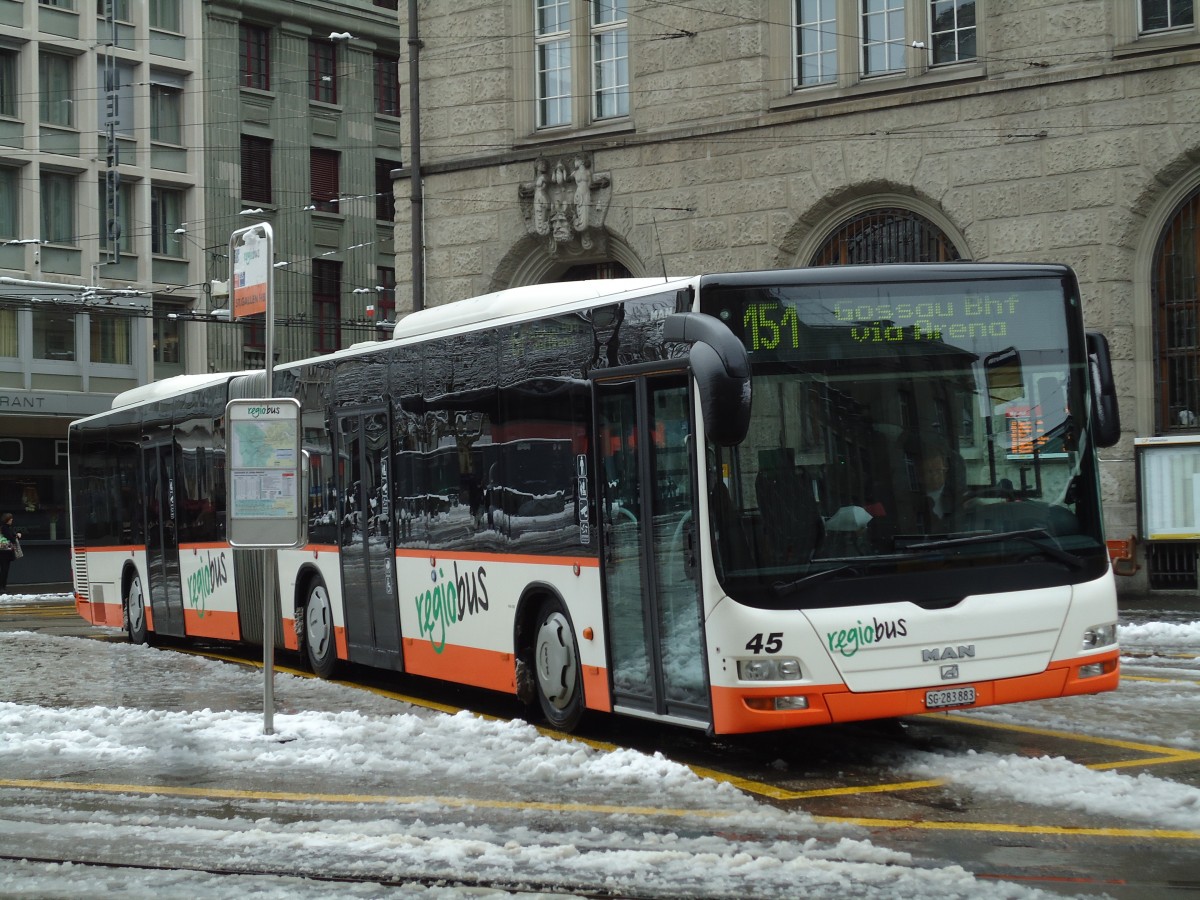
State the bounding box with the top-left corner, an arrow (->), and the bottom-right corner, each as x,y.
68,264 -> 1122,733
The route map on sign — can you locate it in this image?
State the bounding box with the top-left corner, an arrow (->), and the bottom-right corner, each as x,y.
231,419 -> 297,469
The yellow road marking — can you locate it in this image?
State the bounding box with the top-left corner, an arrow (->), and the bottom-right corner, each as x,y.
1123,674 -> 1200,685
0,605 -> 78,617
810,815 -> 1200,841
0,777 -> 736,821
1,776 -> 1196,841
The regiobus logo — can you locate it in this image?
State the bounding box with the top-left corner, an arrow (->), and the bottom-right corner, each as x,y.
246,405 -> 282,418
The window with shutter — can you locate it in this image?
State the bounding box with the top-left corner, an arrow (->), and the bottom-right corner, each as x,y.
311,149 -> 340,213
313,260 -> 342,353
241,135 -> 273,204
375,159 -> 399,221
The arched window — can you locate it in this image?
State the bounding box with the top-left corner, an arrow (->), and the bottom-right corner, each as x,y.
810,207 -> 961,266
1153,186 -> 1200,433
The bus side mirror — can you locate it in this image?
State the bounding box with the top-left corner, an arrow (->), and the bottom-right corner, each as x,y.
663,312 -> 751,447
1087,331 -> 1121,448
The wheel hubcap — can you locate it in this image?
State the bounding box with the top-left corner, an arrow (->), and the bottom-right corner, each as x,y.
306,588 -> 331,657
128,578 -> 144,633
535,611 -> 576,710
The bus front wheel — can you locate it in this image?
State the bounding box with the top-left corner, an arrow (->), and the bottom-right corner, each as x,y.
304,580 -> 337,679
533,598 -> 584,731
125,573 -> 148,645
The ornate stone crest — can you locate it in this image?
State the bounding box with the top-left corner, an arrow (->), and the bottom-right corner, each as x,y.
518,154 -> 611,255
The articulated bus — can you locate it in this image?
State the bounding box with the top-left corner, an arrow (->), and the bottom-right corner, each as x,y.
68,264 -> 1123,734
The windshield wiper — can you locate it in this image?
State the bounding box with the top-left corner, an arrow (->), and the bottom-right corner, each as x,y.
773,564 -> 858,597
906,528 -> 1084,570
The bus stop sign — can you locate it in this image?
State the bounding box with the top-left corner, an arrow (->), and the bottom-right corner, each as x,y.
226,398 -> 306,549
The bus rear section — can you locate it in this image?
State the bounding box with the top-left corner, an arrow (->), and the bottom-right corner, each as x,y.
695,264 -> 1120,733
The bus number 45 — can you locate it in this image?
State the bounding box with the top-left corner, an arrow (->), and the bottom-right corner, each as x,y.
746,632 -> 783,654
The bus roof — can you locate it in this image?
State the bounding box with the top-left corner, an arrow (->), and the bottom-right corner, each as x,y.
110,372 -> 232,409
697,262 -> 1073,289
392,278 -> 685,341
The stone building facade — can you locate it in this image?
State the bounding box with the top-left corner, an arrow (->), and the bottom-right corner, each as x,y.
391,1 -> 1200,598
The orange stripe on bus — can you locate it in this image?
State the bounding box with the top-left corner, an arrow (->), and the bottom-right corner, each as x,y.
710,651 -> 1121,735
403,638 -> 518,692
75,597 -> 121,628
182,608 -> 240,641
281,618 -> 300,652
581,665 -> 612,712
401,637 -> 613,712
395,548 -> 599,568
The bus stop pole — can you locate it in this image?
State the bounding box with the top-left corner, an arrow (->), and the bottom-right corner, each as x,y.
262,238 -> 276,736
229,222 -> 283,738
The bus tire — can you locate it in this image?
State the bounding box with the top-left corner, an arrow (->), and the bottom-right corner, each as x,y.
125,572 -> 148,645
303,579 -> 337,679
533,597 -> 584,731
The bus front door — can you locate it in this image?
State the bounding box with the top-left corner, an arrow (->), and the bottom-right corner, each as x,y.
141,442 -> 186,637
597,373 -> 710,727
336,410 -> 403,671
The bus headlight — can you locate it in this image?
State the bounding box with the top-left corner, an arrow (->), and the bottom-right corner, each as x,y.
1081,623 -> 1116,650
737,658 -> 802,681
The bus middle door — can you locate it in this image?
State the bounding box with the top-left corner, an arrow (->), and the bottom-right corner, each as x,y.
141,439 -> 186,637
335,409 -> 403,671
596,371 -> 710,727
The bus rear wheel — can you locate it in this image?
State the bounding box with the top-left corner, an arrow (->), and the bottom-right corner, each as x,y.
304,580 -> 337,678
125,573 -> 148,645
533,598 -> 584,731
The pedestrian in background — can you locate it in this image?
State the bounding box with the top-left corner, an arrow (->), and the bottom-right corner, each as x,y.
0,512 -> 21,593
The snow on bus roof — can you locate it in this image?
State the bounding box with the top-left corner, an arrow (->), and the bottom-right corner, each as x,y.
110,372 -> 233,409
392,278 -> 685,341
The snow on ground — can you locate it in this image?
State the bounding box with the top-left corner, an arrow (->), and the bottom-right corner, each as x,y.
0,592 -> 72,605
903,749 -> 1200,832
0,593 -> 1196,897
952,613 -> 1200,752
903,612 -> 1200,835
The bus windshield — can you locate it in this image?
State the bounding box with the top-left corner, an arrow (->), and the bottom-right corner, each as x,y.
701,273 -> 1108,608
